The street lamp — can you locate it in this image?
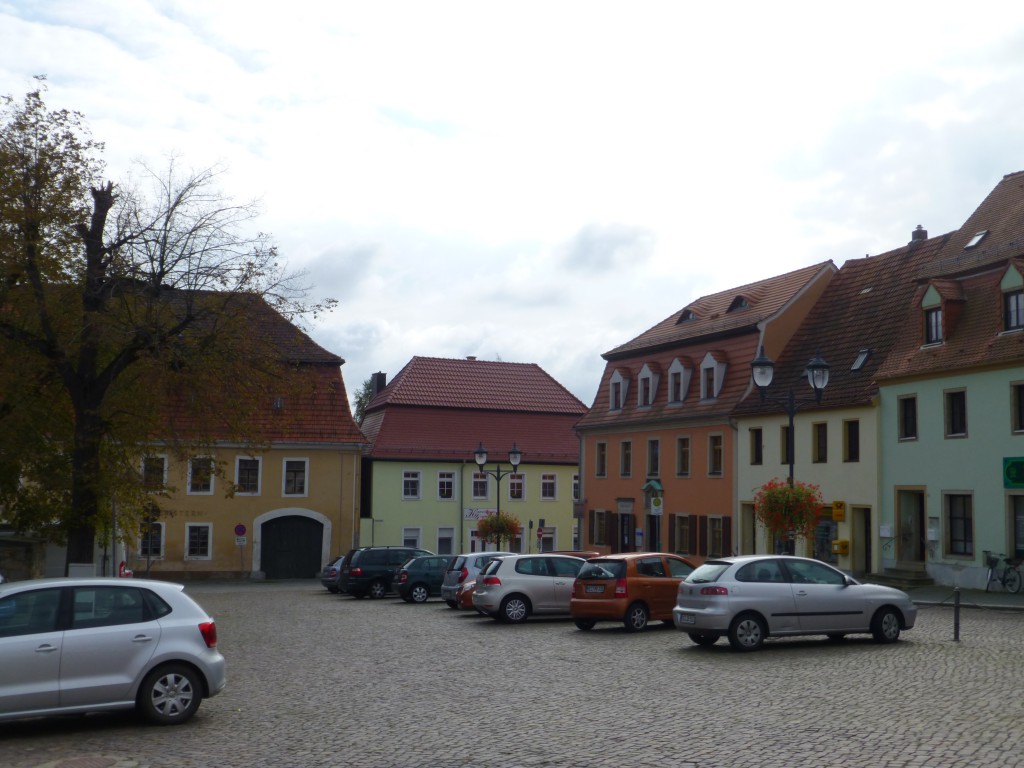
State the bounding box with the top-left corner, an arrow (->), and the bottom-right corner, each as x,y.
474,442 -> 522,550
750,346 -> 830,487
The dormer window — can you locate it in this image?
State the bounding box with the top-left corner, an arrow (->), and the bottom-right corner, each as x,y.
727,296 -> 750,312
637,363 -> 661,408
608,369 -> 629,412
678,309 -> 697,323
667,358 -> 692,404
964,230 -> 988,249
925,307 -> 943,344
699,351 -> 727,400
1001,265 -> 1024,332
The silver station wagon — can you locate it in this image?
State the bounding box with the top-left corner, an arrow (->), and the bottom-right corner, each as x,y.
674,555 -> 918,651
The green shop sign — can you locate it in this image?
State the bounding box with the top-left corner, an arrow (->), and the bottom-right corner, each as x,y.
1005,457 -> 1024,489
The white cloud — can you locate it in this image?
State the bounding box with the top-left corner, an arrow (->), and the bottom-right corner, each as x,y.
3,0 -> 1024,405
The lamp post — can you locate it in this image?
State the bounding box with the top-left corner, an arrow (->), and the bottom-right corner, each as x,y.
474,442 -> 522,550
750,346 -> 830,487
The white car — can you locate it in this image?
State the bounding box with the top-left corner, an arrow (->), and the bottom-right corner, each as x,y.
473,554 -> 586,622
674,555 -> 918,651
0,577 -> 226,724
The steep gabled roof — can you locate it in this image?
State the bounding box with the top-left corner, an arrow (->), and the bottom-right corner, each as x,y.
364,357 -> 587,463
736,232 -> 953,414
603,262 -> 835,359
877,171 -> 1024,381
366,356 -> 586,415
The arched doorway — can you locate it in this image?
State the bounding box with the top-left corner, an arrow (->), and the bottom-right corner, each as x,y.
260,515 -> 324,579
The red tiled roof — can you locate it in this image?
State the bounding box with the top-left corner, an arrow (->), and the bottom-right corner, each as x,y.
735,232 -> 953,415
604,262 -> 835,358
877,171 -> 1024,381
366,356 -> 587,415
363,357 -> 586,462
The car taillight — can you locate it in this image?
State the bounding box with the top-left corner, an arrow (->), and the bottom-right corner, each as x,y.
328,568 -> 338,577
458,567 -> 469,583
398,572 -> 408,584
700,586 -> 729,596
481,576 -> 502,586
614,578 -> 627,597
198,620 -> 218,648
351,567 -> 364,576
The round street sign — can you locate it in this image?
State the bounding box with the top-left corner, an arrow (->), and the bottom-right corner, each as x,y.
234,524 -> 247,536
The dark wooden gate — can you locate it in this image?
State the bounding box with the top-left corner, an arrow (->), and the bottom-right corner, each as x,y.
261,516 -> 323,579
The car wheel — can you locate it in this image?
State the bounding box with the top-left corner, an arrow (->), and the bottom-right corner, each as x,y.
137,664 -> 202,725
688,632 -> 720,647
368,580 -> 387,599
871,606 -> 901,643
500,595 -> 530,623
327,586 -> 339,593
574,619 -> 597,631
624,602 -> 649,632
445,600 -> 458,609
410,584 -> 430,603
728,613 -> 766,651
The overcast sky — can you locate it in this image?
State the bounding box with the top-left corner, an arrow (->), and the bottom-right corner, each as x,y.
3,2 -> 1024,407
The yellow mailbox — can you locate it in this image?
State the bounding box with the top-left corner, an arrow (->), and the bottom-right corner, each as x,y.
831,540 -> 850,556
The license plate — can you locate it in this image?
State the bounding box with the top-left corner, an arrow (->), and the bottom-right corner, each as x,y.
678,613 -> 695,624
585,584 -> 604,593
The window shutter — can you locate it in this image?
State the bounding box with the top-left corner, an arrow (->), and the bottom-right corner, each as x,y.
688,516 -> 698,555
722,516 -> 733,557
698,516 -> 708,557
588,510 -> 595,546
668,514 -> 677,552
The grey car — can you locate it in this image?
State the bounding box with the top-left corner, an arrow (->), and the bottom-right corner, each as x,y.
0,577 -> 226,724
673,555 -> 918,651
473,554 -> 586,623
440,551 -> 516,608
319,555 -> 346,593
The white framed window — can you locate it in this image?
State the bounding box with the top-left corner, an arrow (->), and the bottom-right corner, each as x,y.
637,363 -> 660,407
608,369 -> 629,411
403,527 -> 422,548
945,389 -> 967,438
620,440 -> 632,478
185,523 -> 212,560
283,458 -> 308,497
1013,382 -> 1024,434
699,351 -> 727,400
142,455 -> 167,491
596,442 -> 607,477
235,456 -> 261,495
402,470 -> 421,500
572,473 -> 580,502
139,521 -> 164,559
708,434 -> 724,477
438,471 -> 455,500
472,472 -> 489,500
667,358 -> 692,404
541,473 -> 557,500
187,457 -> 214,495
437,527 -> 455,555
676,436 -> 691,477
509,473 -> 525,500
647,439 -> 660,477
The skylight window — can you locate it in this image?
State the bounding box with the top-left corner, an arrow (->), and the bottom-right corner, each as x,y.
964,230 -> 988,249
851,349 -> 872,371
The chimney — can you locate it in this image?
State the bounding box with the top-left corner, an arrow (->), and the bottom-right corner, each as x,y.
371,371 -> 387,395
466,356 -> 477,361
910,224 -> 927,243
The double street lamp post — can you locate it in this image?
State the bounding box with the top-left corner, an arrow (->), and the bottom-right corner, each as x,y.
474,442 -> 522,550
750,347 -> 830,487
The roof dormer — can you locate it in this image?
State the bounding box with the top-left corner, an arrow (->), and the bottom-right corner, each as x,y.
608,368 -> 630,411
667,358 -> 692,404
699,351 -> 728,400
1001,264 -> 1024,332
677,309 -> 698,323
921,280 -> 965,346
637,363 -> 661,408
727,295 -> 751,312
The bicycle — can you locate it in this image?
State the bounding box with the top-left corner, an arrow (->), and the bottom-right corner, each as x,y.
984,551 -> 1022,593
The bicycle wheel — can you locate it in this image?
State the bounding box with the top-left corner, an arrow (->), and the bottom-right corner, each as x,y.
1005,567 -> 1022,594
986,567 -> 995,592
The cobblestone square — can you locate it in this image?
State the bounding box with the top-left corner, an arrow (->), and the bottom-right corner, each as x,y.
1,581 -> 1022,768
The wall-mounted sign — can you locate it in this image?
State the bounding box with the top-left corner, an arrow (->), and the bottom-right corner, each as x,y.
1005,457 -> 1024,489
832,500 -> 846,522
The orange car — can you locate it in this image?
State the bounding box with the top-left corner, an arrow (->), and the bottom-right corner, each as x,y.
570,552 -> 696,632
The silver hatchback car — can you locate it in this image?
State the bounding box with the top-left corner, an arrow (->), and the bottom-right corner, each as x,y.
473,554 -> 586,623
673,555 -> 918,651
0,577 -> 226,724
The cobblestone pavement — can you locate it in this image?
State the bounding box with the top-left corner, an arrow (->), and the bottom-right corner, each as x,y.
2,581 -> 1024,768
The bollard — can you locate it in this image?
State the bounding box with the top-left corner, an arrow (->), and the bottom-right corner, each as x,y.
953,587 -> 960,641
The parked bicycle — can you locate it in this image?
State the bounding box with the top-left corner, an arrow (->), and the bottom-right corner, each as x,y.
984,551 -> 1022,593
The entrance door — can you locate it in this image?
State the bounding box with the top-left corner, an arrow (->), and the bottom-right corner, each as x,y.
261,516 -> 323,578
896,490 -> 926,563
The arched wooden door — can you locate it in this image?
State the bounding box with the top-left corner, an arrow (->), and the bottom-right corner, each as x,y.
261,515 -> 323,579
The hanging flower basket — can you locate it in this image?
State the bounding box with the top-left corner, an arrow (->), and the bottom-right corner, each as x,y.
476,511 -> 522,549
753,478 -> 823,544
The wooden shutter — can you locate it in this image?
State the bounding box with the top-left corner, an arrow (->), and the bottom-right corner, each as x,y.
698,515 -> 708,557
